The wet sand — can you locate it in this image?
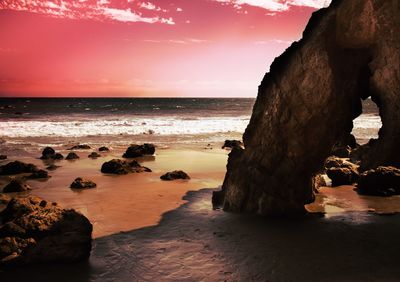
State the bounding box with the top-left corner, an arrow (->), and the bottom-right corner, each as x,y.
2,146 -> 400,281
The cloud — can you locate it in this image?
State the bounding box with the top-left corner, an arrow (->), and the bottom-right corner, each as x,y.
143,38 -> 210,44
214,0 -> 331,12
254,39 -> 294,45
0,0 -> 175,25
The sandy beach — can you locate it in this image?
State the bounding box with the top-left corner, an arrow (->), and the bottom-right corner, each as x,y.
2,142 -> 400,281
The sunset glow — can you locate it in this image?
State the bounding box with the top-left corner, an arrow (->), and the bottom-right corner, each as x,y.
0,0 -> 330,97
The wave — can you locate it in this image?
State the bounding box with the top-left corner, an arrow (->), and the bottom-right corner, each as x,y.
0,116 -> 250,138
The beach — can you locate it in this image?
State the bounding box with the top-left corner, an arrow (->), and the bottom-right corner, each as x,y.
2,98 -> 400,281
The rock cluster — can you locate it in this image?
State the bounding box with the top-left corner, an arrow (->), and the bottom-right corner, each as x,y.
0,196 -> 92,265
2,180 -> 31,193
122,144 -> 155,158
357,166 -> 400,196
325,157 -> 359,186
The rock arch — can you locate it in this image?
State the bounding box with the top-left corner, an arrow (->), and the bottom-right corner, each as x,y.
217,0 -> 400,215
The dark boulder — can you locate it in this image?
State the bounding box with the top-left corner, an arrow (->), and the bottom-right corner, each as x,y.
327,168 -> 357,186
0,196 -> 92,265
70,178 -> 96,189
222,140 -> 243,149
101,159 -> 151,175
28,169 -> 50,179
122,144 -> 155,158
69,144 -> 91,150
160,170 -> 190,181
88,152 -> 100,159
357,166 -> 400,196
212,190 -> 225,209
66,152 -> 80,160
40,147 -> 64,160
98,146 -> 109,152
0,161 -> 38,175
3,180 -> 31,193
0,155 -> 7,160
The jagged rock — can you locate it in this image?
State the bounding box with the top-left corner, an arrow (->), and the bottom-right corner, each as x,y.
69,144 -> 91,150
212,190 -> 225,209
2,180 -> 31,193
160,170 -> 190,181
0,196 -> 92,265
0,161 -> 38,175
66,152 -> 80,160
218,0 -> 400,215
122,144 -> 155,158
222,140 -> 243,149
101,159 -> 151,175
0,155 -> 7,160
325,156 -> 345,169
88,152 -> 100,159
98,146 -> 109,152
28,169 -> 50,179
357,166 -> 400,196
70,178 -> 96,189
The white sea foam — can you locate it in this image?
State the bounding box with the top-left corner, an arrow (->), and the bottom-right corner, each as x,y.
0,116 -> 250,138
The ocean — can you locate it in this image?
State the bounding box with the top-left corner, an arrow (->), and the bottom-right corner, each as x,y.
0,98 -> 381,156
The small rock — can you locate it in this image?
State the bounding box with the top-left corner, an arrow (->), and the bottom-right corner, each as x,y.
122,144 -> 155,158
98,146 -> 109,152
66,152 -> 80,160
69,144 -> 91,150
46,164 -> 60,171
327,168 -> 357,186
222,140 -> 243,149
160,170 -> 190,181
41,147 -> 55,158
3,180 -> 31,193
88,152 -> 100,159
70,177 -> 96,189
0,155 -> 7,160
101,159 -> 151,175
29,169 -> 50,179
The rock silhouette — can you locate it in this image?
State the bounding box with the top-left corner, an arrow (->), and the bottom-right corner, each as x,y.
217,0 -> 400,215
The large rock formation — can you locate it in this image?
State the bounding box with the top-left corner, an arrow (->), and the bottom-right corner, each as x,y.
218,0 -> 400,215
0,196 -> 92,265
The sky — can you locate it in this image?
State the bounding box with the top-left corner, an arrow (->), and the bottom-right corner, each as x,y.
0,0 -> 331,97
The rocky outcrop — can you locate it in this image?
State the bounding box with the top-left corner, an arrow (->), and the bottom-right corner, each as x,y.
357,166 -> 400,196
101,159 -> 151,175
218,0 -> 400,215
2,180 -> 31,193
0,196 -> 92,265
70,178 -> 96,189
122,144 -> 155,158
160,170 -> 190,181
325,157 -> 359,186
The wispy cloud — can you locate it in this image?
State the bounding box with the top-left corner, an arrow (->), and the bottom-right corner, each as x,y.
214,0 -> 331,12
254,39 -> 294,45
143,38 -> 210,44
0,0 -> 175,25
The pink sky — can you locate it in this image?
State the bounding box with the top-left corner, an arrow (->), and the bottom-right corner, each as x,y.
0,0 -> 330,97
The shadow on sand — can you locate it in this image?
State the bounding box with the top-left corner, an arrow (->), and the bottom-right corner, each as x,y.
2,188 -> 400,281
